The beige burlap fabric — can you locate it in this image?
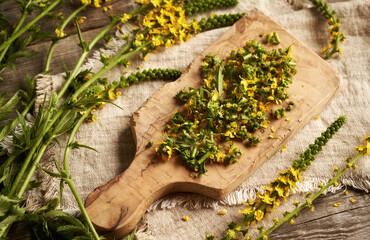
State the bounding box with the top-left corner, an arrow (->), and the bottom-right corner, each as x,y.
27,0 -> 369,239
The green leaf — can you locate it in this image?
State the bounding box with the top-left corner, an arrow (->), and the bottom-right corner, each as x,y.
35,198 -> 60,214
38,164 -> 62,178
0,215 -> 18,237
0,91 -> 21,121
56,224 -> 86,234
0,195 -> 21,217
124,229 -> 136,240
69,141 -> 98,152
16,111 -> 31,146
53,110 -> 78,137
0,119 -> 19,142
25,180 -> 42,191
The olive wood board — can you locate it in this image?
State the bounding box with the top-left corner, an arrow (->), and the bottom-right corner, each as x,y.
85,8 -> 340,238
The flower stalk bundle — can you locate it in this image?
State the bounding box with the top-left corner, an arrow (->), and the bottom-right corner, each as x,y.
215,116 -> 347,240
255,134 -> 369,240
0,0 -> 244,239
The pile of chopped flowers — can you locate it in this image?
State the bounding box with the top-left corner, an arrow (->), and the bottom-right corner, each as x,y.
156,39 -> 297,176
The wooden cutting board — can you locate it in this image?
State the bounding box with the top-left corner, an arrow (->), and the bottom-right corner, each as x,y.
85,8 -> 340,238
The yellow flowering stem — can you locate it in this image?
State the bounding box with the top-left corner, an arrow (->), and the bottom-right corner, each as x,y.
0,0 -> 31,64
71,38 -> 150,99
45,4 -> 87,72
256,151 -> 365,240
56,5 -> 152,101
0,0 -> 63,59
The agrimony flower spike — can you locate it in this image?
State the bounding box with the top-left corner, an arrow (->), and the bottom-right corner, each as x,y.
309,0 -> 346,58
256,133 -> 369,240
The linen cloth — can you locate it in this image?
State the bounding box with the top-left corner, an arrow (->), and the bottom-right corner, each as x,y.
29,0 -> 369,239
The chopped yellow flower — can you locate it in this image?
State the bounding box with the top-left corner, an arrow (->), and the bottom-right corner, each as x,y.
218,209 -> 228,215
281,145 -> 287,152
314,115 -> 320,120
333,202 -> 341,207
271,126 -> 275,133
350,198 -> 355,203
344,190 -> 348,195
182,215 -> 190,221
103,6 -> 107,12
285,117 -> 291,121
289,219 -> 294,224
268,134 -> 280,139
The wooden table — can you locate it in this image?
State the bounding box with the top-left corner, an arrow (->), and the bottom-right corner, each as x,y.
1,1 -> 369,239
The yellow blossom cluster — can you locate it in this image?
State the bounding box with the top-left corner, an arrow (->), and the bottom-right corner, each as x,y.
80,0 -> 106,8
356,134 -> 370,156
321,18 -> 346,57
55,28 -> 66,38
134,0 -> 200,54
238,167 -> 301,225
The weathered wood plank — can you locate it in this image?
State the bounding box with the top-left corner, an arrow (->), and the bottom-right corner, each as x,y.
270,187 -> 370,240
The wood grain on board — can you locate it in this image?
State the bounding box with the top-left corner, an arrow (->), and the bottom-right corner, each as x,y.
84,9 -> 341,238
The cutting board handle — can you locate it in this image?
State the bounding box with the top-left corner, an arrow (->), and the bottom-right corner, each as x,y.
85,152 -> 185,238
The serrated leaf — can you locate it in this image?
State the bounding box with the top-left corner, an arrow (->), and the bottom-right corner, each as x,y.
35,198 -> 60,214
38,164 -> 62,178
124,229 -> 136,240
0,119 -> 18,142
0,195 -> 21,217
53,110 -> 77,137
25,180 -> 41,191
58,215 -> 86,229
16,111 -> 31,146
43,209 -> 68,219
0,91 -> 21,121
56,225 -> 86,234
0,215 -> 18,236
69,141 -> 98,152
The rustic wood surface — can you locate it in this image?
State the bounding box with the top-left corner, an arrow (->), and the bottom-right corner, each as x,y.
1,1 -> 369,239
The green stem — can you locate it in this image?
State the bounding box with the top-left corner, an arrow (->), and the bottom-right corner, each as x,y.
7,107 -> 65,197
45,4 -> 87,72
17,141 -> 50,197
256,152 -> 363,239
235,203 -> 267,229
0,0 -> 31,63
0,0 -> 62,53
71,40 -> 151,98
62,105 -> 100,239
56,5 -> 152,101
66,178 -> 100,240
